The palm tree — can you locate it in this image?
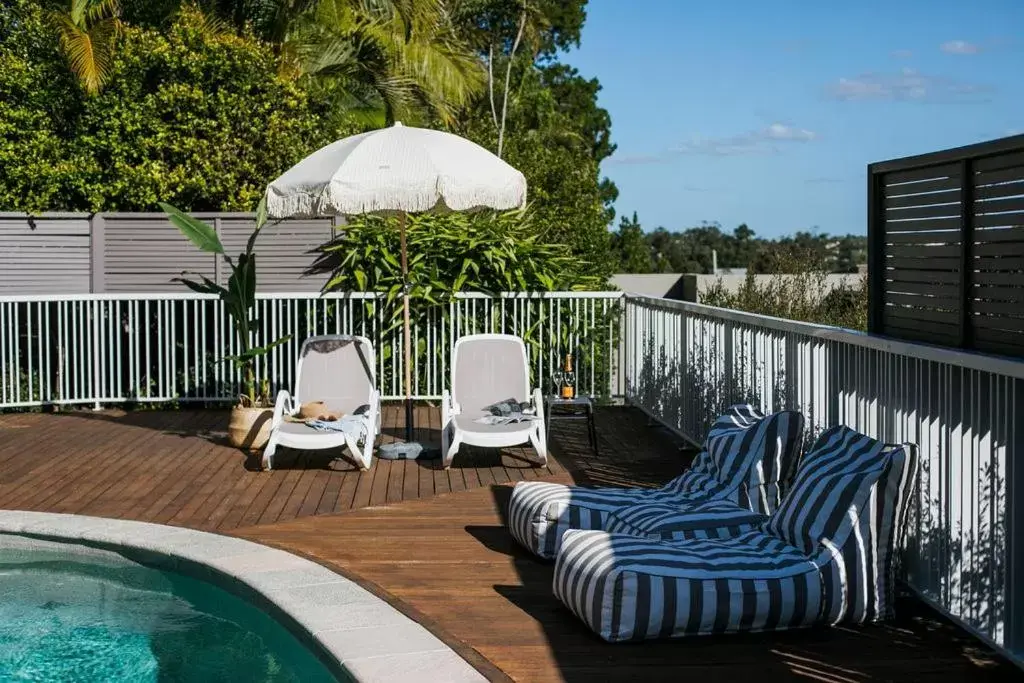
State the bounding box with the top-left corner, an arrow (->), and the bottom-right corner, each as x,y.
76,0 -> 485,125
188,0 -> 485,127
50,0 -> 123,94
283,0 -> 486,127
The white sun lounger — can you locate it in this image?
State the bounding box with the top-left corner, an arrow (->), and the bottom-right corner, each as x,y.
440,333 -> 547,470
262,334 -> 380,471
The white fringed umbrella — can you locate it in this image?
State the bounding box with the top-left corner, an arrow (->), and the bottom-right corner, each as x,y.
264,122 -> 528,442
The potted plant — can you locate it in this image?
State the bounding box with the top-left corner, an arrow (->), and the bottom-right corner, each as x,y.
159,200 -> 290,451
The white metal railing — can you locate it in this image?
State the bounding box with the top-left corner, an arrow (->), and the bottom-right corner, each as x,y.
4,288 -> 1023,666
623,294 -> 1024,668
0,292 -> 624,408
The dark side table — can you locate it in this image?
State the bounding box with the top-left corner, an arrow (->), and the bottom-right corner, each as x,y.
545,395 -> 598,455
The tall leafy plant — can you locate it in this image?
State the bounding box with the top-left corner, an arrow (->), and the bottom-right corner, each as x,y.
318,208 -> 604,328
312,208 -> 614,394
159,201 -> 291,407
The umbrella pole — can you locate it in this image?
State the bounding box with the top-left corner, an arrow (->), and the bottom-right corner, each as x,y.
399,211 -> 414,442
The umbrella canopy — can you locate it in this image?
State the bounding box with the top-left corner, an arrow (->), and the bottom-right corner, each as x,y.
262,122 -> 528,446
264,122 -> 527,219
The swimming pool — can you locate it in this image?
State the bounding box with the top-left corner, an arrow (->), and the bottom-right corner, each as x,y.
0,536 -> 347,682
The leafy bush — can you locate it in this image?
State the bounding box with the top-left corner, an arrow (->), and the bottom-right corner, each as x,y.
318,209 -> 606,300
312,208 -> 620,396
0,2 -> 348,212
700,246 -> 868,331
458,63 -> 618,280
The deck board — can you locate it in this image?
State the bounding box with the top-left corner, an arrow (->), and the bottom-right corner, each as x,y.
0,405 -> 575,530
236,481 -> 1021,683
0,405 -> 1018,682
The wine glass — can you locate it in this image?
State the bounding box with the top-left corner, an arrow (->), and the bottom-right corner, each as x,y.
551,369 -> 564,397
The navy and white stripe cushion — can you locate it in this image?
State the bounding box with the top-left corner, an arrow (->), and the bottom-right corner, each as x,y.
700,405 -> 805,515
605,499 -> 768,542
507,404 -> 805,560
817,441 -> 919,625
553,529 -> 822,642
552,427 -> 919,642
764,425 -> 889,555
507,481 -> 672,560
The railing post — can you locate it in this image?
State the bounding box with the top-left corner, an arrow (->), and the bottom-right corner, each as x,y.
723,318 -> 735,406
214,217 -> 223,286
827,340 -> 841,429
90,213 -> 105,293
91,299 -> 102,410
680,306 -> 689,426
1007,379 -> 1024,657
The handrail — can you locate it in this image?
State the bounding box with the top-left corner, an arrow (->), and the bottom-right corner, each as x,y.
628,294 -> 1024,380
0,290 -> 625,303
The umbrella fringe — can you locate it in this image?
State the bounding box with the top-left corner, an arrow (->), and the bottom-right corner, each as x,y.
266,184 -> 526,219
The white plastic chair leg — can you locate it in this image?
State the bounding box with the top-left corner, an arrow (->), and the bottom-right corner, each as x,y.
262,437 -> 278,471
344,432 -> 372,471
443,430 -> 462,470
529,427 -> 548,467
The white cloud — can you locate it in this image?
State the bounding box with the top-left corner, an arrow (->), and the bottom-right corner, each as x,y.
763,123 -> 816,141
828,68 -> 991,102
941,40 -> 980,54
605,123 -> 818,165
673,123 -> 817,156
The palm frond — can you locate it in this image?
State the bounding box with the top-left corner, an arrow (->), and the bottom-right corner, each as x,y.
82,0 -> 120,25
51,0 -> 122,94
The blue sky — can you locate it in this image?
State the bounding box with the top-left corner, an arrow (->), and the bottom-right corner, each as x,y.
564,0 -> 1022,239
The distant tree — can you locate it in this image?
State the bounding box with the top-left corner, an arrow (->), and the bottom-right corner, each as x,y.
611,212 -> 652,273
834,235 -> 866,273
458,58 -> 617,279
609,218 -> 867,275
732,222 -> 758,268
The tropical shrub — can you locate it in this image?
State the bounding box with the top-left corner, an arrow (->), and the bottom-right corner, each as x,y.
159,201 -> 290,408
700,247 -> 869,331
319,209 -> 605,300
0,2 -> 347,212
314,209 -> 620,397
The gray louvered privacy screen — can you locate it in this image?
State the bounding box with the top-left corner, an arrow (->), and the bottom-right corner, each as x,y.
0,212 -> 338,294
868,134 -> 1024,359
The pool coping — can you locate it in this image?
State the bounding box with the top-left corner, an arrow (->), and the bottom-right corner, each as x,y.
0,510 -> 487,683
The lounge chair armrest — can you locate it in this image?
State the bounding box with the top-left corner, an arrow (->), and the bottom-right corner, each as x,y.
272,390 -> 294,428
441,390 -> 459,426
531,388 -> 544,417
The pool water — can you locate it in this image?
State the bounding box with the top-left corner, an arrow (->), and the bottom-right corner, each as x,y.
0,538 -> 345,682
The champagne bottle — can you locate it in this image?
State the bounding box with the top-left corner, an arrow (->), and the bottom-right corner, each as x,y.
560,353 -> 576,399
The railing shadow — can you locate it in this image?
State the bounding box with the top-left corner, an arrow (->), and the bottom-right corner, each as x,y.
467,429 -> 1020,681
626,301 -> 1022,664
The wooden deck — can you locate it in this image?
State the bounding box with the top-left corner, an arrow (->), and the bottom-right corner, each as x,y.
0,405 -> 1019,681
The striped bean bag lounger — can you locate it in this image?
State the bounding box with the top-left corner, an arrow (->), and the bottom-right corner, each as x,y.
507,404 -> 805,560
552,425 -> 919,642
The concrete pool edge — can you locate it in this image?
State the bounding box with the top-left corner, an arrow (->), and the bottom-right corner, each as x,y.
0,510 -> 487,683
